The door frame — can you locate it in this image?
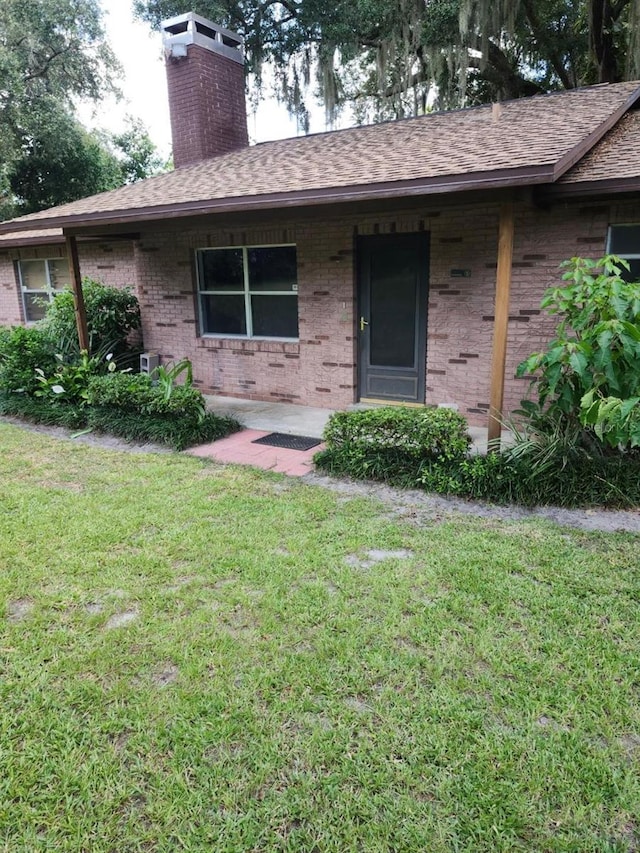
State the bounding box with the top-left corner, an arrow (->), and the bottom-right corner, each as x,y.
356,231 -> 430,404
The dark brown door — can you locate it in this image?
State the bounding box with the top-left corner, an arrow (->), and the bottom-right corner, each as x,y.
357,232 -> 429,402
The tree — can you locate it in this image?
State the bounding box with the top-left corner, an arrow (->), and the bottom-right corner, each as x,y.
7,104 -> 121,215
0,0 -> 119,164
111,119 -> 167,184
134,0 -> 640,124
0,1 -> 166,217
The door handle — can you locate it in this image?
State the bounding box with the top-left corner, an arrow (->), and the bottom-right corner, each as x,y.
360,316 -> 369,332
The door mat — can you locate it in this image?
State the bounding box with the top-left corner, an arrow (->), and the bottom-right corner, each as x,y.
251,432 -> 321,451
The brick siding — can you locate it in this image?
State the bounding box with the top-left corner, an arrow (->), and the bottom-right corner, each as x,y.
166,44 -> 248,168
133,196 -> 640,425
2,197 -> 639,427
0,241 -> 136,326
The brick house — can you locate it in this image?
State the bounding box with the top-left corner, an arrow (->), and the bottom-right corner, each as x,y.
1,12 -> 639,438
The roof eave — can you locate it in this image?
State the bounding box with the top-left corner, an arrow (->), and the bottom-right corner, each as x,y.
0,234 -> 65,249
0,165 -> 555,236
538,176 -> 640,202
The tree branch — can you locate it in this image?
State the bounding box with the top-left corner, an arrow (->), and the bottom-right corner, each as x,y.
520,0 -> 574,89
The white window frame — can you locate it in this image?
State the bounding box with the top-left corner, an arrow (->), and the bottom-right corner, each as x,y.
606,224 -> 640,268
17,257 -> 67,323
195,243 -> 299,341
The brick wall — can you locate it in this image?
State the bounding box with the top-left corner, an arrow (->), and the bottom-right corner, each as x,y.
135,219 -> 356,406
0,241 -> 136,327
2,196 -> 639,427
166,44 -> 248,168
134,195 -> 640,425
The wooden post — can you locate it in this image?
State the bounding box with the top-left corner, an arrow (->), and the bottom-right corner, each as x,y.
65,234 -> 90,353
488,202 -> 515,446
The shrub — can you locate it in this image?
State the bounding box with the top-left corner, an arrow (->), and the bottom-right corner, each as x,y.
40,278 -> 142,359
87,373 -> 240,450
517,255 -> 640,451
417,451 -> 640,508
315,406 -> 470,485
0,393 -> 86,429
0,326 -> 57,395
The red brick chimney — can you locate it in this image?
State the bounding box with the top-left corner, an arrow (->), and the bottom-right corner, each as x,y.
162,12 -> 248,168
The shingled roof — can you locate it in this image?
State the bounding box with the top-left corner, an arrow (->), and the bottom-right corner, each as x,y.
1,81 -> 639,234
554,108 -> 640,192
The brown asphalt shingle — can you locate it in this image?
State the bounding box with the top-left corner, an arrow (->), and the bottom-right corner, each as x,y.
559,109 -> 640,184
1,81 -> 638,232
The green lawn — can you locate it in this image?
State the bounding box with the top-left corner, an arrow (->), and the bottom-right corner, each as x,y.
0,422 -> 638,853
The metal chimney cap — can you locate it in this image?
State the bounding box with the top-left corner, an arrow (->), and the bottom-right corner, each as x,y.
161,11 -> 244,64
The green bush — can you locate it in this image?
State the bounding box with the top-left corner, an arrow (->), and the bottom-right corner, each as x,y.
41,278 -> 142,359
517,255 -> 640,451
417,451 -> 640,508
0,393 -> 87,429
0,326 -> 57,395
87,373 -> 240,450
315,406 -> 470,485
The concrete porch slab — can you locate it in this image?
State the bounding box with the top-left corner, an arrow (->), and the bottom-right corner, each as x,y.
204,395 -> 334,439
203,396 -> 508,454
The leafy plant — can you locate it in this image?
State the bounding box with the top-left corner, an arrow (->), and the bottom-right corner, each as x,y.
40,278 -> 142,359
34,350 -> 117,407
420,451 -> 640,508
87,372 -> 239,450
153,358 -> 195,402
316,406 -> 470,485
517,255 -> 640,453
0,325 -> 57,396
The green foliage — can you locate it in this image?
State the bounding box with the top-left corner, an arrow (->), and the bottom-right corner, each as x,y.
0,325 -> 57,395
0,0 -> 120,217
135,0 -> 639,123
0,321 -> 234,450
34,350 -> 118,406
316,406 -> 470,484
153,358 -> 194,402
314,397 -> 639,508
416,451 -> 640,508
111,118 -> 167,184
517,255 -> 640,452
87,372 -> 240,450
8,105 -> 123,216
41,279 -> 142,359
581,390 -> 640,448
0,3 -> 163,217
0,393 -> 87,429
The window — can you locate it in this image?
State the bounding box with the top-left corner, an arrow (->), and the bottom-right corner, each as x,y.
196,245 -> 298,339
607,225 -> 640,283
17,258 -> 70,322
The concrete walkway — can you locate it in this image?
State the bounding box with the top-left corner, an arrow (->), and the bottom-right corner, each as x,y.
198,396 -> 504,477
205,395 -> 496,448
204,395 -> 334,439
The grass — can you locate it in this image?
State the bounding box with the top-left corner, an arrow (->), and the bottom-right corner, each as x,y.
0,421 -> 638,852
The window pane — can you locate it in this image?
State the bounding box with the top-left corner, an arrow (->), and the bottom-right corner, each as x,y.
251,295 -> 298,338
23,293 -> 49,322
20,260 -> 48,291
248,246 -> 297,292
48,259 -> 70,290
200,294 -> 246,335
609,225 -> 640,255
621,258 -> 640,283
199,249 -> 244,291
369,248 -> 417,368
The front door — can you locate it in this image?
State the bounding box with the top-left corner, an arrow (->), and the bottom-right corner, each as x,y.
357,232 -> 429,403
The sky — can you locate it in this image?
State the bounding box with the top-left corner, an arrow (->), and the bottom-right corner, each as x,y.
79,0 -> 323,158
